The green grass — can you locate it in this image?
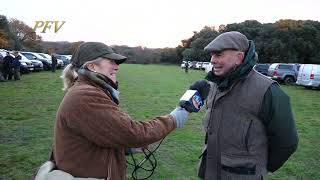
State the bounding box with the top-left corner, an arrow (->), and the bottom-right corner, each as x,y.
0,64 -> 319,180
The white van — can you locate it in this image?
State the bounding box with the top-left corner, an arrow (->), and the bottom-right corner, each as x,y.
195,62 -> 203,69
296,64 -> 320,89
202,62 -> 213,73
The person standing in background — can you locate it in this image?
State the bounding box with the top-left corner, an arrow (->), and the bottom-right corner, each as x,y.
12,51 -> 21,80
51,53 -> 58,72
3,52 -> 14,80
0,53 -> 5,81
185,61 -> 189,74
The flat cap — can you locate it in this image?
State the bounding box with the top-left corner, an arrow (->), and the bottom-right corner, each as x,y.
204,31 -> 249,52
71,42 -> 127,68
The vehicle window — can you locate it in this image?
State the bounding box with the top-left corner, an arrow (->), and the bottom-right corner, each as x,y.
278,64 -> 293,70
23,53 -> 34,59
269,64 -> 278,69
257,64 -> 268,68
38,54 -> 46,58
32,53 -> 41,59
315,65 -> 320,74
316,65 -> 320,74
302,65 -> 312,73
19,54 -> 30,61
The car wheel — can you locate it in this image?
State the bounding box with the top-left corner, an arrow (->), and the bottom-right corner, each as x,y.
304,86 -> 313,90
284,76 -> 295,85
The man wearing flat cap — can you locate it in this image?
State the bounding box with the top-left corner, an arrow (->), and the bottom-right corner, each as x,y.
41,42 -> 192,180
198,31 -> 298,180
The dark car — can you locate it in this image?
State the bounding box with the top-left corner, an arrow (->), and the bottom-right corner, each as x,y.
55,54 -> 70,66
188,61 -> 197,69
21,52 -> 52,70
254,64 -> 270,76
30,60 -> 43,71
20,63 -> 30,74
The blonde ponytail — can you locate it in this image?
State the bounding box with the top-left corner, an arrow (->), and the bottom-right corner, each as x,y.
61,64 -> 78,92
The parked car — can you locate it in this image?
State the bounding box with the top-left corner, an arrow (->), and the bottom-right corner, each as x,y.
21,52 -> 51,70
268,63 -> 300,85
296,64 -> 320,89
37,53 -> 64,68
188,61 -> 197,69
0,50 -> 11,60
254,63 -> 270,76
15,58 -> 31,74
202,62 -> 213,73
55,54 -> 70,65
29,60 -> 43,71
181,61 -> 187,68
17,52 -> 43,71
19,52 -> 37,71
195,62 -> 203,69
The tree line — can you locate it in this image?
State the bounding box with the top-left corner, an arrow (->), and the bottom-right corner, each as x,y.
1,14 -> 320,64
168,19 -> 320,64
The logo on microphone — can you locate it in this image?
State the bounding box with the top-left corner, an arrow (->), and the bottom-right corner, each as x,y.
192,94 -> 203,110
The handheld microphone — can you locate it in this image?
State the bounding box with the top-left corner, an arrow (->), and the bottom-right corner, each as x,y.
179,80 -> 210,113
179,90 -> 204,112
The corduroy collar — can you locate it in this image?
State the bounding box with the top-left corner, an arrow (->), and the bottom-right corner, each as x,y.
77,67 -> 120,104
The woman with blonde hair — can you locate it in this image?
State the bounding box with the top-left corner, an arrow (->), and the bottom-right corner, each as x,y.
49,42 -> 190,179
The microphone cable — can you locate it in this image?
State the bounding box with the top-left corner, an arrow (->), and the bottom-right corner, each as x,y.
126,138 -> 165,180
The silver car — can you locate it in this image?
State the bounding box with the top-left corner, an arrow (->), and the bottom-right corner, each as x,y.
296,64 -> 320,89
37,53 -> 64,68
268,63 -> 300,85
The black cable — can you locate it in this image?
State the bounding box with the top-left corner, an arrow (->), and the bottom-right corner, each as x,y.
126,138 -> 165,180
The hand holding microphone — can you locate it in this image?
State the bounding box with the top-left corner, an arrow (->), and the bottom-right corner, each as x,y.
171,80 -> 210,128
189,80 -> 210,100
179,80 -> 210,113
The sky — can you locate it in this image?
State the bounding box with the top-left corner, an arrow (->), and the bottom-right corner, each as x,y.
1,0 -> 320,48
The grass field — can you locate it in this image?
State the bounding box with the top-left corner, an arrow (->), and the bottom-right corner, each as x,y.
0,64 -> 319,180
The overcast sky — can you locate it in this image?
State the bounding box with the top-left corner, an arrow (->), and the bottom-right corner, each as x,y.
1,0 -> 319,48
